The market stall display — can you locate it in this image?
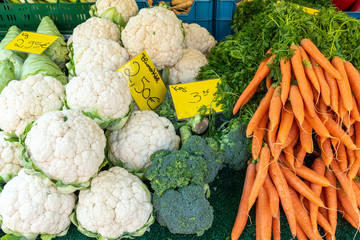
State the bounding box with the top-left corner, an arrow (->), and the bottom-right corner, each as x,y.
0,0 -> 359,239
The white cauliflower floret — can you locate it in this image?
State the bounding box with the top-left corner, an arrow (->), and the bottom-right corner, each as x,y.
72,38 -> 129,76
183,23 -> 216,55
0,169 -> 76,240
169,48 -> 208,85
0,132 -> 22,182
121,6 -> 184,70
72,17 -> 120,52
90,0 -> 138,23
73,167 -> 154,239
0,74 -> 65,136
108,110 -> 180,171
24,110 -> 106,191
65,70 -> 133,130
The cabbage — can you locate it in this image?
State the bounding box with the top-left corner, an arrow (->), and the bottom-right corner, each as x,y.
37,16 -> 69,70
0,59 -> 15,93
0,26 -> 27,60
0,49 -> 23,80
20,53 -> 67,85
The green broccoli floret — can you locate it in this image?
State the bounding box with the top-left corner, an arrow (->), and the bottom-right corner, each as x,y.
153,185 -> 214,236
145,150 -> 209,196
218,118 -> 251,170
181,133 -> 223,183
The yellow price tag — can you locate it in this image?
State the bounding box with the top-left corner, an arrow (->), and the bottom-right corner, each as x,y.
169,79 -> 223,120
277,1 -> 319,15
4,31 -> 59,54
118,51 -> 167,110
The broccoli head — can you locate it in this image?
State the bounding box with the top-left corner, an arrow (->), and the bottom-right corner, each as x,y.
181,135 -> 223,183
219,118 -> 251,170
153,185 -> 214,236
145,149 -> 209,196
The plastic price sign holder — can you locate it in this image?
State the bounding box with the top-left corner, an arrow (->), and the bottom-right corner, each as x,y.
169,78 -> 223,120
4,31 -> 59,54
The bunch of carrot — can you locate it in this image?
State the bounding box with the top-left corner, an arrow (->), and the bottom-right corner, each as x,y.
231,38 -> 360,240
146,0 -> 194,14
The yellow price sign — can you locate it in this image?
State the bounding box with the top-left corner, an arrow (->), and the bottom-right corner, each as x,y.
169,79 -> 223,120
277,1 -> 319,15
118,51 -> 167,110
4,31 -> 59,54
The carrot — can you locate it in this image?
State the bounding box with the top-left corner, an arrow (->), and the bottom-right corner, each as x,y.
288,187 -> 323,240
258,187 -> 272,240
283,121 -> 299,149
319,137 -> 333,167
284,145 -> 295,168
272,216 -> 281,240
347,147 -> 356,167
252,112 -> 269,160
351,179 -> 360,208
322,117 -> 357,150
233,55 -> 275,115
305,110 -> 331,138
344,61 -> 360,107
298,118 -> 313,153
319,190 -> 328,221
281,159 -> 331,187
278,103 -> 294,146
248,147 -> 271,211
267,120 -> 279,159
296,223 -> 308,240
295,144 -> 307,168
325,170 -> 337,233
289,85 -> 305,125
324,71 -> 339,115
256,198 -> 261,240
310,55 -> 331,106
231,163 -> 256,240
242,87 -> 258,106
317,96 -> 331,121
300,39 -> 342,80
332,57 -> 353,111
299,46 -> 321,92
337,187 -> 360,225
263,175 -> 280,219
291,45 -> 317,118
349,122 -> 360,179
303,198 -> 334,235
266,75 -> 272,90
281,166 -> 325,207
338,203 -> 360,229
336,142 -> 348,172
338,97 -> 351,130
331,161 -> 359,211
246,87 -> 275,137
269,86 -> 282,131
280,57 -> 292,105
351,96 -> 360,122
269,161 -> 297,237
309,158 -> 326,235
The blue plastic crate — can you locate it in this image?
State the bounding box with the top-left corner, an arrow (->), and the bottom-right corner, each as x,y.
0,0 -> 213,40
345,11 -> 360,19
213,0 -> 237,41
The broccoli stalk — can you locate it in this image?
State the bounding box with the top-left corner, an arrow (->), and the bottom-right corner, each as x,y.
155,91 -> 209,134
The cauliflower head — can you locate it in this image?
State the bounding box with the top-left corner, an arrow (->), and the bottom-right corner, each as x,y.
0,74 -> 65,136
0,169 -> 76,240
71,167 -> 154,239
183,23 -> 216,55
108,110 -> 180,172
66,70 -> 133,131
0,131 -> 22,183
121,6 -> 184,70
68,38 -> 129,77
90,0 -> 138,27
169,48 -> 208,85
22,110 -> 107,193
72,17 -> 121,52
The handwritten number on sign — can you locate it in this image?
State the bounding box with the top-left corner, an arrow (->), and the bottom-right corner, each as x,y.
14,39 -> 24,48
123,61 -> 140,87
189,92 -> 201,103
134,76 -> 151,99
